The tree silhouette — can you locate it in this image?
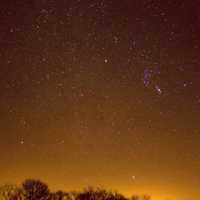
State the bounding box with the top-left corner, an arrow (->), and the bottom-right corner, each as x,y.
0,179 -> 151,200
130,195 -> 151,200
50,191 -> 72,200
0,184 -> 24,200
22,179 -> 50,200
76,187 -> 128,200
141,195 -> 151,200
110,192 -> 128,200
130,195 -> 139,200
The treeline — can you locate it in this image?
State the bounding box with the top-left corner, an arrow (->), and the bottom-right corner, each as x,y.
0,179 -> 151,200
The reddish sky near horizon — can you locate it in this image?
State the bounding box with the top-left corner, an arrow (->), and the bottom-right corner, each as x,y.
1,1 -> 200,200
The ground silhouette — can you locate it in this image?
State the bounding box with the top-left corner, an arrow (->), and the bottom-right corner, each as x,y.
0,179 -> 151,200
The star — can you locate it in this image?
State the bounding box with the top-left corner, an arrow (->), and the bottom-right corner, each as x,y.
155,85 -> 162,95
20,139 -> 25,145
132,176 -> 136,181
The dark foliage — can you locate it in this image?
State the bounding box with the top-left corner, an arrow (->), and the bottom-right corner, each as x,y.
0,185 -> 24,200
50,190 -> 72,200
76,187 -> 128,200
22,179 -> 50,200
0,179 -> 151,200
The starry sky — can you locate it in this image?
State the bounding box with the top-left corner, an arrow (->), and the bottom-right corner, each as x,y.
0,1 -> 200,200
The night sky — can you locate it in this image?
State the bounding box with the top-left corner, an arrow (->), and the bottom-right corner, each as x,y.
1,1 -> 200,200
